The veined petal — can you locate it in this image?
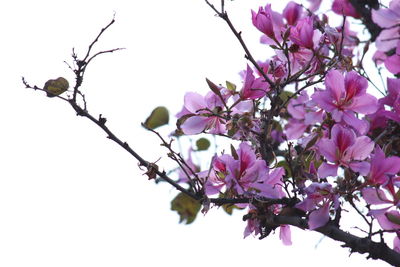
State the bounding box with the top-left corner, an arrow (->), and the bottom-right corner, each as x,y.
308,202 -> 330,230
184,92 -> 207,113
325,70 -> 344,102
318,162 -> 339,178
279,225 -> 292,246
346,136 -> 374,161
362,187 -> 392,205
181,116 -> 208,135
350,94 -> 378,114
348,161 -> 370,175
318,138 -> 337,162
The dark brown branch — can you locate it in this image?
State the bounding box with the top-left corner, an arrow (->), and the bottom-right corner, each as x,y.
348,0 -> 382,41
273,215 -> 400,266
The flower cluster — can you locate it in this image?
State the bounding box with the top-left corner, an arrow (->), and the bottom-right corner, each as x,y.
173,0 -> 400,253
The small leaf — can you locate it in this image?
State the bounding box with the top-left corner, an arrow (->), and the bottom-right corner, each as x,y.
226,81 -> 236,92
222,204 -> 243,215
44,77 -> 69,97
171,193 -> 201,224
277,160 -> 292,178
279,91 -> 294,104
196,138 -> 210,151
230,144 -> 239,160
143,106 -> 169,129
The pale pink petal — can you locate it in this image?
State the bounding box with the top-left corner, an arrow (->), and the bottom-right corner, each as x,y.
342,111 -> 369,135
348,161 -> 370,175
350,94 -> 378,114
308,202 -> 330,230
285,120 -> 308,140
279,225 -> 292,246
385,54 -> 400,75
184,92 -> 206,113
311,90 -> 336,112
318,162 -> 339,178
394,236 -> 400,253
344,71 -> 368,97
181,116 -> 208,135
361,187 -> 392,205
318,138 -> 337,163
376,28 -> 400,51
372,7 -> 400,28
347,136 -> 374,160
325,70 -> 344,102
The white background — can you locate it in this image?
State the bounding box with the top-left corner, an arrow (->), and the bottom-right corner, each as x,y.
0,0 -> 385,266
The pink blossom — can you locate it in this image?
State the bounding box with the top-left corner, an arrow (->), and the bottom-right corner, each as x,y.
312,70 -> 378,134
296,183 -> 339,230
285,91 -> 323,140
372,0 -> 400,52
317,124 -> 374,178
283,1 -> 303,25
366,146 -> 400,185
204,142 -> 285,198
179,91 -> 228,135
332,0 -> 360,19
240,65 -> 269,100
307,0 -> 322,12
252,4 -> 284,44
290,17 -> 315,49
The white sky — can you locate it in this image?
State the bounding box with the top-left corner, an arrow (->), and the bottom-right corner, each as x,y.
0,0 -> 386,266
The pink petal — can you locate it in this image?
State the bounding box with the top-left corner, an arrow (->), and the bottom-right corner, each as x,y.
372,6 -> 400,28
325,70 -> 344,102
308,202 -> 330,230
318,138 -> 337,163
342,111 -> 369,135
184,92 -> 206,113
279,225 -> 292,246
181,116 -> 208,135
348,161 -> 370,175
318,162 -> 339,178
350,94 -> 378,114
385,54 -> 400,75
362,187 -> 392,205
346,136 -> 374,161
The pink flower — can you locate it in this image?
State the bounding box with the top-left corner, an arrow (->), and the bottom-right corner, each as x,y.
307,0 -> 322,12
252,4 -> 284,44
285,91 -> 323,140
372,0 -> 400,52
296,183 -> 339,229
283,1 -> 303,25
240,65 -> 269,100
366,146 -> 400,185
290,17 -> 315,49
332,0 -> 360,19
317,124 -> 374,178
179,91 -> 227,135
312,70 -> 378,134
204,142 -> 285,198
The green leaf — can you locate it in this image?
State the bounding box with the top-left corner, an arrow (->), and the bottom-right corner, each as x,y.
279,91 -> 294,104
222,203 -> 243,215
44,77 -> 69,97
277,160 -> 292,178
230,144 -> 239,160
226,81 -> 236,92
171,193 -> 201,224
143,106 -> 169,129
196,138 -> 210,151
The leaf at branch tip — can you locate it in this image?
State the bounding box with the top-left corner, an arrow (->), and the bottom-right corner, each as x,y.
278,91 -> 294,104
196,138 -> 210,151
143,106 -> 169,129
44,77 -> 69,97
226,81 -> 236,92
230,144 -> 239,160
171,193 -> 201,224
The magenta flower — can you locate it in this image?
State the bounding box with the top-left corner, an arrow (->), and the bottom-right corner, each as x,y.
240,65 -> 269,100
179,91 -> 227,135
372,0 -> 400,51
317,124 -> 374,178
296,183 -> 339,230
285,91 -> 323,140
252,4 -> 284,44
366,146 -> 400,185
381,78 -> 400,116
332,0 -> 360,18
283,1 -> 303,25
312,70 -> 378,134
289,17 -> 315,49
204,142 -> 285,198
